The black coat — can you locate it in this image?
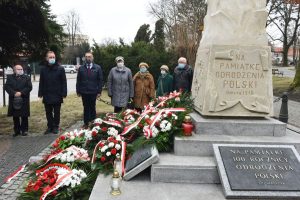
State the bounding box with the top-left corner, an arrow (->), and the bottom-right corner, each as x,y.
5,74 -> 32,117
76,63 -> 103,95
173,65 -> 194,92
38,64 -> 67,104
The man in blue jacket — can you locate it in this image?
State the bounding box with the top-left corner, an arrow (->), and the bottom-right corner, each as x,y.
76,52 -> 103,128
38,51 -> 67,134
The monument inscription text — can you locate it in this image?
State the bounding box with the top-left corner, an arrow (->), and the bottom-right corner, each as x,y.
218,146 -> 300,191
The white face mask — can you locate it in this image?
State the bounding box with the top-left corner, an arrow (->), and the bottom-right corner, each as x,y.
117,62 -> 124,68
161,70 -> 166,75
16,69 -> 24,76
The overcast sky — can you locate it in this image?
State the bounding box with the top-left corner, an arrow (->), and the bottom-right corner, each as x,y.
49,0 -> 158,44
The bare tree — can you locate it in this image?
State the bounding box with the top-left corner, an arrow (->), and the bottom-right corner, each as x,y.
63,10 -> 81,47
149,0 -> 206,66
267,0 -> 300,66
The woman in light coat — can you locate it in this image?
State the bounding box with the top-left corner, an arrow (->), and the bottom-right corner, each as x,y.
107,56 -> 134,113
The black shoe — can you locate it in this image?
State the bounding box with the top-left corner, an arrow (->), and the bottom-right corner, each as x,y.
44,128 -> 52,135
21,131 -> 28,136
13,132 -> 20,137
52,128 -> 59,134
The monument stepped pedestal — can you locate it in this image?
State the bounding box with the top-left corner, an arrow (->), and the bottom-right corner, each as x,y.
151,112 -> 300,185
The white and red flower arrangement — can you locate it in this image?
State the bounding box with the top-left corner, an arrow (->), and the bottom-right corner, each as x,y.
19,91 -> 193,200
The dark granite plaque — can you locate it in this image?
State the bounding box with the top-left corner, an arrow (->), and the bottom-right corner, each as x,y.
218,146 -> 300,191
125,146 -> 152,172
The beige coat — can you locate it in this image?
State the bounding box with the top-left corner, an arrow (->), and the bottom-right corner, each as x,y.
133,72 -> 155,109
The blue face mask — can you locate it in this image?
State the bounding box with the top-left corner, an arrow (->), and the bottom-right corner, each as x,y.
140,67 -> 147,73
178,63 -> 185,69
48,58 -> 56,65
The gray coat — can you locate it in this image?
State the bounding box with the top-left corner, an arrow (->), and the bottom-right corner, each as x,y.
107,66 -> 134,107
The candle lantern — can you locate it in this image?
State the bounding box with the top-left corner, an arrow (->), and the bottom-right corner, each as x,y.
110,169 -> 121,196
182,115 -> 194,136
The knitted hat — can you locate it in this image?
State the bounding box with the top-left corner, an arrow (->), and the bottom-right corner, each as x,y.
139,62 -> 149,68
115,56 -> 124,62
160,65 -> 169,72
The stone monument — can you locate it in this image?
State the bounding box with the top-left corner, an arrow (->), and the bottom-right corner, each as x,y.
192,0 -> 273,117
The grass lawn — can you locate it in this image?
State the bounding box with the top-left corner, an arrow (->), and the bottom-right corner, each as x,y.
0,90 -> 113,136
272,76 -> 300,101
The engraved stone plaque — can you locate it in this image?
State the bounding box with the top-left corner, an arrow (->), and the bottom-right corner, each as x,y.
213,144 -> 300,198
192,45 -> 273,117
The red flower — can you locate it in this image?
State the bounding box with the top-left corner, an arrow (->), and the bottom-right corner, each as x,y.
155,121 -> 160,126
33,184 -> 40,191
99,142 -> 105,148
51,190 -> 58,196
111,148 -> 117,155
102,127 -> 108,132
52,142 -> 58,148
49,178 -> 56,185
167,112 -> 172,117
59,135 -> 66,140
43,185 -> 51,193
108,137 -> 114,142
100,156 -> 106,162
92,131 -> 97,137
145,118 -> 152,125
113,139 -> 118,144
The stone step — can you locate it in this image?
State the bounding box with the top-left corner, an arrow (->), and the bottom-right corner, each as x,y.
190,112 -> 286,136
174,129 -> 300,157
151,154 -> 220,184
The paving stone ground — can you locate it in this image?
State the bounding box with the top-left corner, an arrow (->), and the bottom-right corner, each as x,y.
0,121 -> 83,199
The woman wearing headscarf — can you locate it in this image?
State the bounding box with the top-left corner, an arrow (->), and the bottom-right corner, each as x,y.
156,65 -> 173,97
133,62 -> 155,111
107,56 -> 134,113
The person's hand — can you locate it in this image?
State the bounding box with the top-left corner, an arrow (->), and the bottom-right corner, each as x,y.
97,93 -> 101,98
14,92 -> 21,97
77,93 -> 81,97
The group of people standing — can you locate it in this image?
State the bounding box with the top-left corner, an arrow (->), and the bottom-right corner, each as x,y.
4,51 -> 193,137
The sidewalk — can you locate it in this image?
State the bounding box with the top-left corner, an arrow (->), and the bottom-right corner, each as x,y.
0,121 -> 83,199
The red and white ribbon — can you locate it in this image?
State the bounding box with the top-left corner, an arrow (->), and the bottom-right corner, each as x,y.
91,140 -> 103,164
150,108 -> 186,128
4,164 -> 26,183
102,119 -> 122,128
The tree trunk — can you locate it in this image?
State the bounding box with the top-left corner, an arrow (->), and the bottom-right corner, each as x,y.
291,63 -> 300,88
282,45 -> 289,66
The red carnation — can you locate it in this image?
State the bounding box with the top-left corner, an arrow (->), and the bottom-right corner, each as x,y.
60,135 -> 66,140
155,121 -> 160,126
99,143 -> 105,148
100,156 -> 106,162
52,142 -> 58,148
102,127 -> 108,132
51,190 -> 58,196
108,137 -> 114,142
92,131 -> 97,137
167,112 -> 172,117
111,148 -> 117,155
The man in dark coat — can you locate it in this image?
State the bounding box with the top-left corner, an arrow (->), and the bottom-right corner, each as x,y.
76,52 -> 103,128
173,57 -> 193,93
5,65 -> 32,137
38,51 -> 67,134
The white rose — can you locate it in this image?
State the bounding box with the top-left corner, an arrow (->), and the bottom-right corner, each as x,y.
106,152 -> 111,157
115,144 -> 121,150
108,142 -> 115,148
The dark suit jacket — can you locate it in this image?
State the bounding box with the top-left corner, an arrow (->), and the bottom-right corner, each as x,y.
76,63 -> 103,95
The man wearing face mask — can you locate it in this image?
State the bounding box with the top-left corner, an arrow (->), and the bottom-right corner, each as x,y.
76,52 -> 103,128
156,65 -> 173,97
133,62 -> 155,111
107,56 -> 134,113
38,51 -> 67,134
173,57 -> 193,93
5,65 -> 32,137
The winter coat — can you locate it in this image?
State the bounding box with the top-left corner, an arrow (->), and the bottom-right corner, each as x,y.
156,73 -> 173,97
5,74 -> 32,117
76,63 -> 103,95
173,65 -> 193,92
133,72 -> 155,109
38,64 -> 67,104
107,66 -> 134,107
